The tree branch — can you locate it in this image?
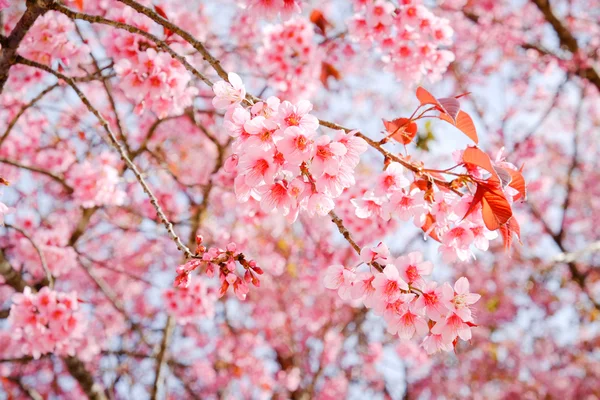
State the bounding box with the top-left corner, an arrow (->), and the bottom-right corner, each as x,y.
0,83 -> 58,148
530,0 -> 600,90
4,223 -> 53,289
0,0 -> 54,93
0,158 -> 73,194
16,56 -> 194,259
150,316 -> 174,400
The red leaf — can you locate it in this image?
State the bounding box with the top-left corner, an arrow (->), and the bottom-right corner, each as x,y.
481,186 -> 513,231
320,62 -> 341,88
74,0 -> 84,10
310,9 -> 331,36
383,117 -> 417,145
499,217 -> 521,251
463,184 -> 485,221
437,97 -> 460,122
154,5 -> 173,37
454,111 -> 478,143
440,111 -> 478,143
494,166 -> 513,188
421,213 -> 441,242
507,168 -> 527,201
462,146 -> 499,182
416,86 -> 439,106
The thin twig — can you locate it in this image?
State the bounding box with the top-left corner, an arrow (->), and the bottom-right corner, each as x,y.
17,56 -> 194,259
0,83 -> 58,147
0,158 -> 73,194
4,223 -> 53,289
52,4 -> 212,87
150,316 -> 174,400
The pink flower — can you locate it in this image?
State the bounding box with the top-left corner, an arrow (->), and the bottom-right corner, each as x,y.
442,277 -> 481,322
66,153 -> 125,208
224,106 -> 251,138
439,224 -> 475,263
0,201 -> 14,225
276,100 -> 319,132
212,72 -> 246,109
238,147 -> 278,187
395,251 -> 433,287
307,193 -> 335,216
277,126 -> 315,164
384,189 -> 429,225
8,287 -> 96,360
311,136 -> 346,177
251,96 -> 281,118
234,278 -> 250,301
421,333 -> 454,354
360,242 -> 391,265
413,282 -> 447,321
315,166 -> 356,197
431,312 -> 473,344
335,130 -> 368,167
366,0 -> 396,27
351,191 -> 385,219
372,264 -> 409,304
259,181 -> 293,215
470,224 -> 499,251
324,264 -> 356,300
245,0 -> 302,19
351,272 -> 377,307
243,116 -> 280,150
0,0 -> 9,10
375,162 -> 410,195
164,277 -> 216,324
387,307 -> 429,339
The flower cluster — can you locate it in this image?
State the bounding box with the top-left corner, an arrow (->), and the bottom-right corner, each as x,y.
242,0 -> 302,20
257,18 -> 323,100
103,6 -> 153,61
350,160 -> 501,263
348,0 -> 455,83
174,236 -> 263,301
0,200 -> 13,225
66,152 -> 125,209
213,73 -> 367,222
11,220 -> 78,278
21,12 -> 90,68
7,287 -> 95,359
114,48 -> 198,117
164,276 -> 217,324
324,245 -> 480,353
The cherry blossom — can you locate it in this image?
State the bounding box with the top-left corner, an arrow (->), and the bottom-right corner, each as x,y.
1,0 -> 597,398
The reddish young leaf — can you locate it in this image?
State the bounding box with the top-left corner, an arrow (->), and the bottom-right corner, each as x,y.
440,111 -> 478,143
310,9 -> 332,36
454,111 -> 478,143
499,217 -> 521,251
74,0 -> 84,10
421,213 -> 441,242
462,146 -> 499,182
383,117 -> 418,145
154,5 -> 173,37
463,184 -> 485,221
495,166 -> 513,188
507,168 -> 527,201
320,62 -> 341,88
481,186 -> 513,231
416,87 -> 439,106
437,97 -> 461,122
411,179 -> 430,192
